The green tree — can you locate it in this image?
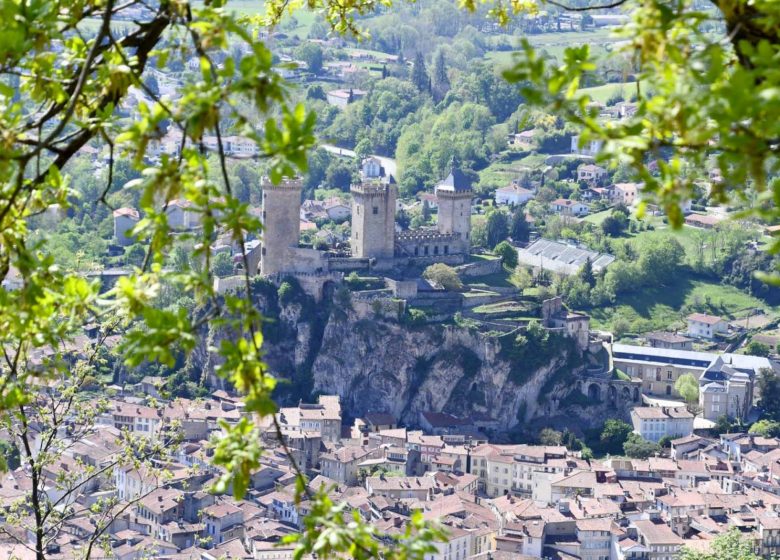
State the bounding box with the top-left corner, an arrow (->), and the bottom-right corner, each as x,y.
306,84 -> 327,101
421,199 -> 432,223
411,51 -> 429,93
539,428 -> 563,446
611,317 -> 631,340
637,237 -> 685,288
125,243 -> 147,268
675,374 -> 700,405
623,433 -> 661,459
714,415 -> 737,435
680,528 -> 762,560
510,206 -> 531,243
485,208 -> 510,249
750,419 -> 780,438
757,368 -> 780,420
211,251 -> 235,278
601,213 -> 628,237
423,263 -> 464,291
355,138 -> 373,161
578,257 -> 596,288
746,340 -> 771,357
325,160 -> 354,190
494,241 -> 518,269
296,43 -> 324,74
432,50 -> 450,101
599,419 -> 632,455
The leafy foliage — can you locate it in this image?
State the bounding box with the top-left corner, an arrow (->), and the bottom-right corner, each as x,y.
680,528 -> 763,560
0,0 -> 454,557
502,0 -> 780,280
494,241 -> 518,269
598,419 -> 632,456
423,263 -> 464,291
675,373 -> 700,404
623,433 -> 661,459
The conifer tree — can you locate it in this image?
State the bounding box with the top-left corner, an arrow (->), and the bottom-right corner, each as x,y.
411,52 -> 429,93
432,50 -> 450,101
579,257 -> 596,287
510,206 -> 531,243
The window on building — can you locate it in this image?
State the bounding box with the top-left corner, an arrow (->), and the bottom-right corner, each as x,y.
424,246 -> 429,256
372,206 -> 379,215
444,245 -> 449,254
666,385 -> 672,395
414,247 -> 419,256
434,246 -> 439,255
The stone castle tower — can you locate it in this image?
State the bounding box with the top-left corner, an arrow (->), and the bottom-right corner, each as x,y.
435,160 -> 473,254
350,180 -> 397,259
260,177 -> 302,275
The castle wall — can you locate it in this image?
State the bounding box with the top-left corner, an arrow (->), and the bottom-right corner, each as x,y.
327,257 -> 371,273
386,279 -> 418,299
455,258 -> 502,278
285,247 -> 328,274
394,231 -> 463,260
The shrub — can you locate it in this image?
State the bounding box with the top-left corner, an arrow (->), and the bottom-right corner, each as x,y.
423,263 -> 464,291
494,241 -> 518,268
278,281 -> 294,306
405,308 -> 428,326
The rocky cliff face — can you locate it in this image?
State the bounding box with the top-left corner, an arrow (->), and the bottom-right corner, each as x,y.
226,282 -> 591,435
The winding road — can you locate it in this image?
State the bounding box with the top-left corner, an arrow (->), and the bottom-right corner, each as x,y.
320,143 -> 397,179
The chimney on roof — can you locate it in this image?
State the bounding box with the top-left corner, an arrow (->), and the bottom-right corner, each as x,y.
158,495 -> 163,501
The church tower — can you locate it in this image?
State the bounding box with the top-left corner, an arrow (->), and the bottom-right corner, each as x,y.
260,177 -> 302,275
350,180 -> 397,259
436,159 -> 473,254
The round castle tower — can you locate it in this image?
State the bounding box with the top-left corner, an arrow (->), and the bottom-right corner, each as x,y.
260,177 -> 303,276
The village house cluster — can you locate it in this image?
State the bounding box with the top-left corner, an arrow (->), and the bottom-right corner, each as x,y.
8,380 -> 780,559
0,311 -> 777,559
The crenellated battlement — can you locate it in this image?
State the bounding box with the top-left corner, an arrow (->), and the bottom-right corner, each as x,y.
350,182 -> 392,197
263,177 -> 304,191
395,230 -> 461,243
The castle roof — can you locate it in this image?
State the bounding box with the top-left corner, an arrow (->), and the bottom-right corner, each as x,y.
437,161 -> 472,193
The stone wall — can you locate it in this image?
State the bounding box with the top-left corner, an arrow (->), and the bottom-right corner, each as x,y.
455,258 -> 502,278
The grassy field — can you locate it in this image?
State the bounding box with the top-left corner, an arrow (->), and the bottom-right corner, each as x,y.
577,82 -> 637,103
588,271 -> 775,332
485,29 -> 618,67
477,153 -> 549,190
582,209 -> 613,226
629,225 -> 708,263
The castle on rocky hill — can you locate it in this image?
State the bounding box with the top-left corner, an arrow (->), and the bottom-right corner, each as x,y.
252,161 -> 474,283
